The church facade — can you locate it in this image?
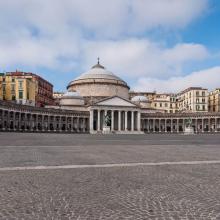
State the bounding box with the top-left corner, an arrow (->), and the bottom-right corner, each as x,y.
1,61 -> 220,134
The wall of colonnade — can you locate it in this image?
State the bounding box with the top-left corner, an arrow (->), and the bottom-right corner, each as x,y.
0,101 -> 89,133
141,113 -> 220,133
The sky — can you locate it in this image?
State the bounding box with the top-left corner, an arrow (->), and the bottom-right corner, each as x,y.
0,0 -> 220,93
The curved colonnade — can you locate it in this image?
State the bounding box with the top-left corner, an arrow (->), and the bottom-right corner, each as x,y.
1,100 -> 220,133
141,113 -> 220,133
0,101 -> 89,133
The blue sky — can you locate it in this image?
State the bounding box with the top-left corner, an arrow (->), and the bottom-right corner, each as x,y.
0,0 -> 220,92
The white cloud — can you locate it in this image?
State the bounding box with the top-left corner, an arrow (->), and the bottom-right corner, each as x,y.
82,39 -> 209,78
133,66 -> 220,93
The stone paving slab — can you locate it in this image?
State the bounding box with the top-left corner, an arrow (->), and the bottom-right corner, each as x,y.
1,164 -> 220,220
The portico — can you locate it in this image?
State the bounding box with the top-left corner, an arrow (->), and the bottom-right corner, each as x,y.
89,96 -> 142,134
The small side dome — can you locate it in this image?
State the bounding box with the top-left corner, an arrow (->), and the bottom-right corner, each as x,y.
131,95 -> 148,102
62,91 -> 83,99
60,91 -> 85,106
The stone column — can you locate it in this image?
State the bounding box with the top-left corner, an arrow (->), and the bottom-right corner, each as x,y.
202,118 -> 204,132
36,114 -> 38,131
71,117 -> 74,132
13,112 -> 16,131
111,110 -> 114,131
177,119 -> 179,133
131,111 -> 134,131
208,118 -> 211,132
153,119 -> 155,132
118,111 -> 121,131
165,119 -> 167,133
195,118 -> 198,133
182,118 -> 185,132
77,117 -> 80,132
90,110 -> 93,133
125,111 -> 128,131
59,116 -> 62,132
159,119 -> 161,132
1,110 -> 5,131
41,115 -> 44,131
137,111 -> 141,131
215,117 -> 218,132
171,119 -> 173,133
97,110 -> 101,131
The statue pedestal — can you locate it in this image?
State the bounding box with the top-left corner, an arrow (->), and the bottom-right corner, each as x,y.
184,127 -> 194,135
103,126 -> 111,134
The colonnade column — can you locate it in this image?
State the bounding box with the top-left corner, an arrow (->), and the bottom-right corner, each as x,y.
215,118 -> 218,132
131,111 -> 134,131
90,110 -> 94,133
177,119 -> 179,133
153,119 -> 155,132
171,119 -> 173,133
202,118 -> 204,133
165,119 -> 167,133
111,110 -> 114,131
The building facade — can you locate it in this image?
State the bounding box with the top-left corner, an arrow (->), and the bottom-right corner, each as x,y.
0,71 -> 54,107
178,87 -> 208,112
1,62 -> 220,134
209,89 -> 220,112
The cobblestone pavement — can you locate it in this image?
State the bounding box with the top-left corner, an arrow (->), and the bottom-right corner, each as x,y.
0,133 -> 220,219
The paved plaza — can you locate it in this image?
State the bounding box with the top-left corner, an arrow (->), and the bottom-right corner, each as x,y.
0,133 -> 220,219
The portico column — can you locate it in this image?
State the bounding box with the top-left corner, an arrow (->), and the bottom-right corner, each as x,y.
111,110 -> 114,131
118,111 -> 121,131
97,110 -> 101,131
131,111 -> 134,131
125,111 -> 128,131
137,112 -> 141,131
90,110 -> 94,133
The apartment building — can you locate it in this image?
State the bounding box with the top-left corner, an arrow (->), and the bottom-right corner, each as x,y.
178,87 -> 208,112
209,88 -> 220,112
0,71 -> 54,107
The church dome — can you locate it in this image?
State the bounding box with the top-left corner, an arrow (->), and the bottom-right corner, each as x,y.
67,60 -> 130,99
131,95 -> 148,102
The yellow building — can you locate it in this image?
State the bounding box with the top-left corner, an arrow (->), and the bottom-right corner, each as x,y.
178,87 -> 208,112
0,73 -> 36,106
209,88 -> 220,112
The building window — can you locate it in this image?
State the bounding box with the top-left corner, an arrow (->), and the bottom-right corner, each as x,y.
18,81 -> 23,89
196,91 -> 199,96
12,95 -> 16,100
154,103 -> 157,107
160,103 -> 162,107
202,105 -> 205,111
19,91 -> 23,99
202,91 -> 205,96
12,78 -> 15,82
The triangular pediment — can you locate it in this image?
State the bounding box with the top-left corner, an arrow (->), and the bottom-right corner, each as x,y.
94,96 -> 137,107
